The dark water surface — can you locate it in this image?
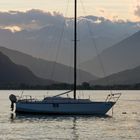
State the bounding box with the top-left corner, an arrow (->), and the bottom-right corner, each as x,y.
0,90 -> 140,140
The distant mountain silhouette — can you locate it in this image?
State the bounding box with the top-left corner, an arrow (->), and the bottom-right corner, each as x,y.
0,51 -> 54,86
0,14 -> 137,64
0,46 -> 98,84
81,30 -> 140,77
90,65 -> 140,85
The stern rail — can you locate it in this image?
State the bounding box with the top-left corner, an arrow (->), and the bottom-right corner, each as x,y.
105,93 -> 121,103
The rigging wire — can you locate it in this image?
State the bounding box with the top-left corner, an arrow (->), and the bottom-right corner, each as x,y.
79,0 -> 113,94
77,22 -> 84,95
46,26 -> 60,63
59,7 -> 74,85
50,0 -> 70,81
67,40 -> 73,85
38,20 -> 59,82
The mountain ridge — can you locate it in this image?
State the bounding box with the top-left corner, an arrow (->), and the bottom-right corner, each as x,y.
81,30 -> 140,77
0,51 -> 54,86
0,46 -> 98,84
90,65 -> 140,85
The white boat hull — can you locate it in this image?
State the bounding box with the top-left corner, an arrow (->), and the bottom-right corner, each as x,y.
15,101 -> 115,115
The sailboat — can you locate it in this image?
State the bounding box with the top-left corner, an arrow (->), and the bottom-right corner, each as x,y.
9,0 -> 121,115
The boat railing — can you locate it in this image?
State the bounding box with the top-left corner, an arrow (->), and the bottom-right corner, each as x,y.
105,93 -> 121,103
18,95 -> 38,102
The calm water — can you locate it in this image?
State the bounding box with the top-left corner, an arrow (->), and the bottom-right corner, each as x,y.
0,90 -> 140,140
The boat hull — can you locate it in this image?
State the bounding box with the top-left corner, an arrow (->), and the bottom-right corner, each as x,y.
15,101 -> 115,115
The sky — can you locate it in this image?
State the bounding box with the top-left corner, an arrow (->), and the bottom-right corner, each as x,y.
0,0 -> 140,68
0,0 -> 140,21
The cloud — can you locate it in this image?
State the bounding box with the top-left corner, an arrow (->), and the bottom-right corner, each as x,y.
4,26 -> 21,32
97,8 -> 119,21
134,6 -> 140,17
0,9 -> 65,30
0,8 -> 138,32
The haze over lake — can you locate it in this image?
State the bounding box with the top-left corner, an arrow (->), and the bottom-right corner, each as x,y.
0,90 -> 139,140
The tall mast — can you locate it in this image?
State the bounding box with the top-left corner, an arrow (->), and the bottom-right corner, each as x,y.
74,0 -> 77,99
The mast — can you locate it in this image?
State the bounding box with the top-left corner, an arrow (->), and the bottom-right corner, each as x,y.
74,0 -> 77,99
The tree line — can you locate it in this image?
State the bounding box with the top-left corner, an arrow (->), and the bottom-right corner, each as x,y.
1,82 -> 140,90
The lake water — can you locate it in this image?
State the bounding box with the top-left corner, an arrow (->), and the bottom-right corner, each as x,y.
0,90 -> 140,140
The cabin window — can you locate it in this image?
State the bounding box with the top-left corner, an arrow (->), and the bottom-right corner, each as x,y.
53,103 -> 59,108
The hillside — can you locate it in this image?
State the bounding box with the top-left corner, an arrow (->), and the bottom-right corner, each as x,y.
81,30 -> 140,77
0,51 -> 54,87
0,46 -> 98,84
90,65 -> 140,85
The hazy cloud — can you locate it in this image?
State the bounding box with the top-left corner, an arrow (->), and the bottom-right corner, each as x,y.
0,9 -> 65,30
0,9 -> 139,31
134,6 -> 140,17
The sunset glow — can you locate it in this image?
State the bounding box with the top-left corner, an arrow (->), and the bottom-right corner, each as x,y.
0,0 -> 139,21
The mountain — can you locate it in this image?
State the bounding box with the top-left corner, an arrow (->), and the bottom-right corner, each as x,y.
0,46 -> 98,84
90,65 -> 140,85
0,12 -> 139,64
81,30 -> 140,77
0,51 -> 54,87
